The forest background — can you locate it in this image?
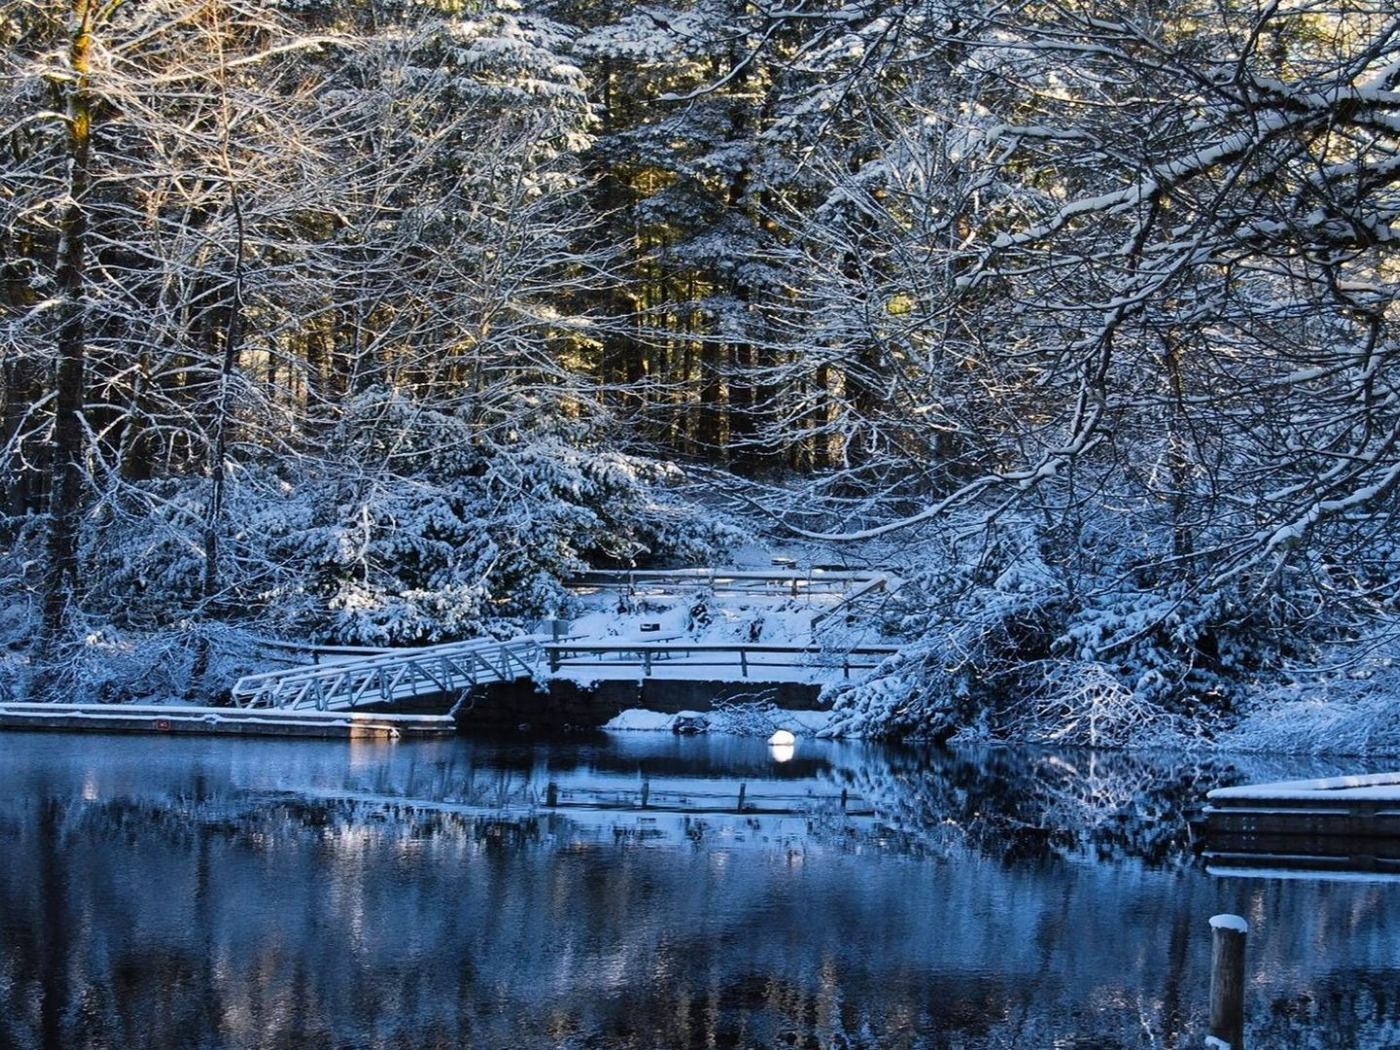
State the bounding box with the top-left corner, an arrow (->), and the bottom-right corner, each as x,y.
1,0 -> 1398,749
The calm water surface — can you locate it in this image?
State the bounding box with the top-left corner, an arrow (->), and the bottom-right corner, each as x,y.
1,731 -> 1398,1049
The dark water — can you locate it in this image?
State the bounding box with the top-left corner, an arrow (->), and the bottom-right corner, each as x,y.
1,732 -> 1398,1049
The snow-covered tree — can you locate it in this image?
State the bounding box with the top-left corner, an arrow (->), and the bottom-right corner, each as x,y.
0,0 -> 629,693
0,1 -> 343,668
808,0 -> 1400,736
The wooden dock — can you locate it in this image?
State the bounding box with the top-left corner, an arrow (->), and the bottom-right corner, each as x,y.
0,702 -> 457,740
1203,772 -> 1400,878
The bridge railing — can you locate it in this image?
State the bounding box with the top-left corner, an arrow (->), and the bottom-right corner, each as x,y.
567,568 -> 883,598
809,573 -> 901,635
232,637 -> 543,711
542,642 -> 899,679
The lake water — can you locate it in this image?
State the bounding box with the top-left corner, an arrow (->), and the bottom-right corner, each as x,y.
1,731 -> 1398,1049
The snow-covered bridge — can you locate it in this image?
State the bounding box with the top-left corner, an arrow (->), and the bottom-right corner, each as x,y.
230,566 -> 900,713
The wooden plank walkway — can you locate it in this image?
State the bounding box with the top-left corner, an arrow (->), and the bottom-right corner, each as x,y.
1204,773 -> 1400,877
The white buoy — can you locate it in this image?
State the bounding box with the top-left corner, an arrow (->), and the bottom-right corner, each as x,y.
767,729 -> 796,747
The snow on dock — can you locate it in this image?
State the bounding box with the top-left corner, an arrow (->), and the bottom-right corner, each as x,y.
1207,772 -> 1400,802
0,702 -> 456,739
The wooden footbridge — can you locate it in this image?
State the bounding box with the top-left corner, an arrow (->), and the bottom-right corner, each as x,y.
230,566 -> 900,713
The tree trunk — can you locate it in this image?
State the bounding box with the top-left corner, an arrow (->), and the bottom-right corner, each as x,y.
39,1 -> 97,658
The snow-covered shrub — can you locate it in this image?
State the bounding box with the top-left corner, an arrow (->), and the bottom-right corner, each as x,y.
707,695 -> 788,736
1004,660 -> 1199,750
1223,643 -> 1400,755
1050,581 -> 1301,717
823,503 -> 1345,743
74,389 -> 739,651
28,623 -> 198,703
81,466 -> 319,633
824,516 -> 1071,740
278,390 -> 738,645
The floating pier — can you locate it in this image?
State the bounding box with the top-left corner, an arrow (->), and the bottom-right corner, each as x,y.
0,702 -> 456,740
1204,772 -> 1400,878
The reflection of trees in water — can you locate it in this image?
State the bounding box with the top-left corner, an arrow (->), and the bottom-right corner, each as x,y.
1252,972 -> 1400,1047
247,740 -> 1288,870
0,791 -> 1187,1048
3,743 -> 1400,1049
832,744 -> 1391,869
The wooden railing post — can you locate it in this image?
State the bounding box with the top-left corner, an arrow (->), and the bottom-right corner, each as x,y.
1209,914 -> 1248,1049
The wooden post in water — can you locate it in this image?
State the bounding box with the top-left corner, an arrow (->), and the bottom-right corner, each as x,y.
1208,914 -> 1248,1049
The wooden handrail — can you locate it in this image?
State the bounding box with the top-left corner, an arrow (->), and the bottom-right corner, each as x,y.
566,568 -> 886,597
543,641 -> 898,678
544,642 -> 899,655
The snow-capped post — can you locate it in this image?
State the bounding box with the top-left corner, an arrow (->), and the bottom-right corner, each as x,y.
1208,914 -> 1248,1048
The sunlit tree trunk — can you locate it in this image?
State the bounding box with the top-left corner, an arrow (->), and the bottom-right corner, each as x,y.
39,0 -> 97,656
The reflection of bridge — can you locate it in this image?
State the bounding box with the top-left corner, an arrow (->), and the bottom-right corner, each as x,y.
230,567 -> 899,713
